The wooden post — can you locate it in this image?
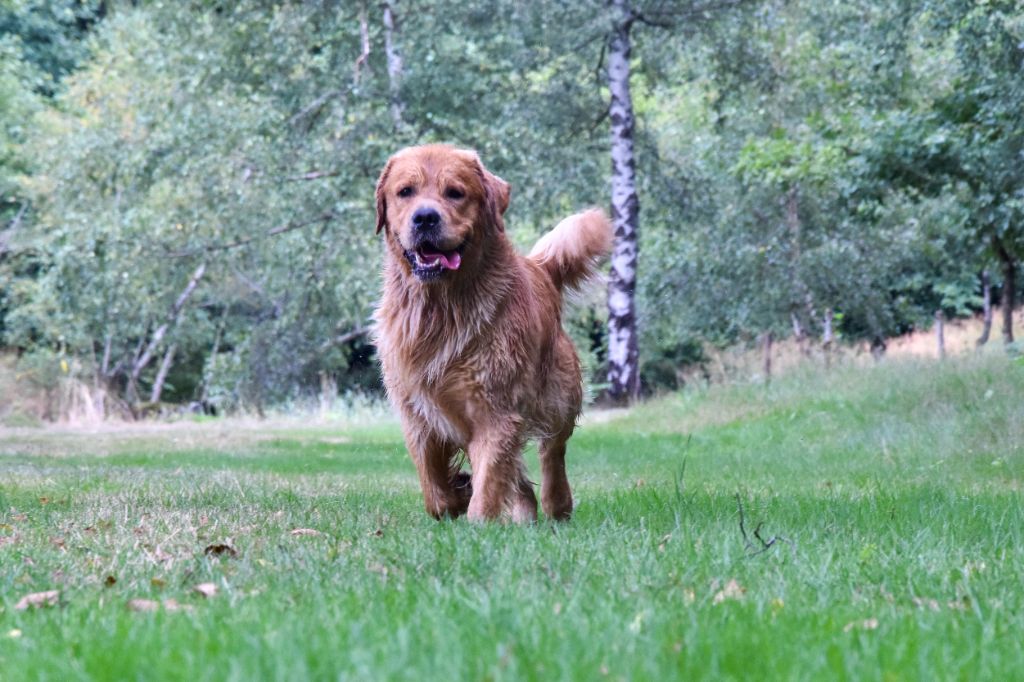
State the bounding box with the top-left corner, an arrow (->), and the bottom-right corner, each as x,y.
822,308 -> 834,368
995,237 -> 1016,345
935,310 -> 946,360
762,331 -> 773,384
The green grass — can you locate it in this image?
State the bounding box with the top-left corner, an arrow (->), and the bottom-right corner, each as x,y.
2,355 -> 1023,680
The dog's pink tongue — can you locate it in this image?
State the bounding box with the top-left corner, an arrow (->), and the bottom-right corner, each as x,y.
420,246 -> 461,270
440,251 -> 461,270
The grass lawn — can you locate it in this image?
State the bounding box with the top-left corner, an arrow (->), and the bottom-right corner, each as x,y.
1,354 -> 1023,680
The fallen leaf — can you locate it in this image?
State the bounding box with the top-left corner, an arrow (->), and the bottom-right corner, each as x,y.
203,543 -> 238,558
151,577 -> 167,589
712,579 -> 746,604
193,582 -> 217,598
843,618 -> 880,633
38,497 -> 49,505
290,528 -> 322,537
162,599 -> 193,613
152,547 -> 174,563
367,562 -> 389,577
128,598 -> 193,613
104,575 -> 117,587
127,598 -> 161,612
370,529 -> 384,537
15,590 -> 59,610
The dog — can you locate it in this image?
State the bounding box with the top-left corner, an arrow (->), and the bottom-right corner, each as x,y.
372,144 -> 611,522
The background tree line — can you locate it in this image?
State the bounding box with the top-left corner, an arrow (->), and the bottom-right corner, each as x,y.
0,0 -> 1021,416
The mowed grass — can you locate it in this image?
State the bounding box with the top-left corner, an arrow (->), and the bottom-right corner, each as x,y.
1,354 -> 1023,681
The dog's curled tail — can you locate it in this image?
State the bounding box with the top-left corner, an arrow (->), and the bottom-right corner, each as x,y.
528,208 -> 613,293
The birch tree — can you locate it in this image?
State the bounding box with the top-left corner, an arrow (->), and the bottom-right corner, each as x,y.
605,0 -> 641,404
382,0 -> 405,130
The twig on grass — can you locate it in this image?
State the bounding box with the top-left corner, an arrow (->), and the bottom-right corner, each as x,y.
735,493 -> 795,557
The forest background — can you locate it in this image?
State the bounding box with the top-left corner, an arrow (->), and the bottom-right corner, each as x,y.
1,0 -> 1021,418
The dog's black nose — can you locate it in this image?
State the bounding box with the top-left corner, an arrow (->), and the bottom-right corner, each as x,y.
412,207 -> 441,231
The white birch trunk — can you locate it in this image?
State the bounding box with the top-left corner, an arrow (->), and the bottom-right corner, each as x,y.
150,344 -> 176,404
606,0 -> 640,404
383,1 -> 405,130
129,262 -> 206,396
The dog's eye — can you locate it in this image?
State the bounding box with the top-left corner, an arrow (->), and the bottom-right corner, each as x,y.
444,187 -> 465,201
397,186 -> 415,198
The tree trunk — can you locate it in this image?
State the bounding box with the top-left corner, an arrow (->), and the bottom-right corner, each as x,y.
382,1 -> 405,130
129,262 -> 206,399
935,310 -> 945,360
791,311 -> 808,357
605,0 -> 641,405
150,344 -> 176,403
785,184 -> 815,351
870,336 -> 886,361
995,239 -> 1016,344
353,4 -> 371,83
762,331 -> 773,383
977,269 -> 992,347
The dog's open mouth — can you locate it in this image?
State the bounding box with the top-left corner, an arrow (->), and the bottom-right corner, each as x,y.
405,241 -> 464,280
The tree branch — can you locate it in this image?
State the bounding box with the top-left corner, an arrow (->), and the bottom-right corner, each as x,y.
286,170 -> 342,182
130,262 -> 207,389
288,90 -> 343,130
319,325 -> 371,351
167,211 -> 338,258
0,202 -> 28,258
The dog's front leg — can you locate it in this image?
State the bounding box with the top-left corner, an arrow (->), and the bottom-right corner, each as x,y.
400,415 -> 468,519
466,421 -> 535,522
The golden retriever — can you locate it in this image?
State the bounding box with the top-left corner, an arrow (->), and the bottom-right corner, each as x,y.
372,144 -> 611,522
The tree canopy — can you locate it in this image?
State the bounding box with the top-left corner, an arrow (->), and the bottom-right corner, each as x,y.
1,0 -> 1020,415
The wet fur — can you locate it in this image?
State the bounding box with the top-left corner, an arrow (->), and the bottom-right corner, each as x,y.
372,144 -> 611,521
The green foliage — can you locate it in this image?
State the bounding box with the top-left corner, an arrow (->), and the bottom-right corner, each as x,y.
2,0 -> 1023,410
0,0 -> 105,91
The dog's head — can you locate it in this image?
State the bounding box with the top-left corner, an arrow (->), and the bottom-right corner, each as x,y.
375,144 -> 510,282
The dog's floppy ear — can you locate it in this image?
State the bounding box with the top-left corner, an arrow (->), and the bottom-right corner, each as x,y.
485,170 -> 511,230
471,154 -> 511,233
375,157 -> 394,234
